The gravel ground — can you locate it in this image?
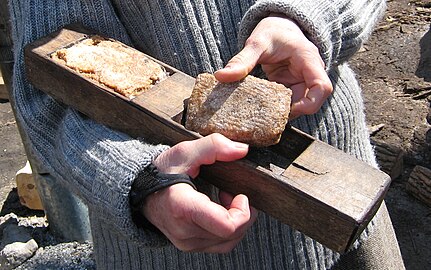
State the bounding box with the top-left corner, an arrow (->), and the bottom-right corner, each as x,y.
15,242 -> 95,270
0,185 -> 95,269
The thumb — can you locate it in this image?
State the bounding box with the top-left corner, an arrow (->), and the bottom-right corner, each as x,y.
214,45 -> 262,82
155,133 -> 249,178
192,133 -> 249,166
187,133 -> 249,177
227,194 -> 250,220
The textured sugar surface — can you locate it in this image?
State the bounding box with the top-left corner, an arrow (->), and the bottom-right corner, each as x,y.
186,73 -> 292,147
52,36 -> 166,97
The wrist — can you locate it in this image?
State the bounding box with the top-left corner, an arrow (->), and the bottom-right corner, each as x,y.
130,164 -> 197,214
267,13 -> 304,35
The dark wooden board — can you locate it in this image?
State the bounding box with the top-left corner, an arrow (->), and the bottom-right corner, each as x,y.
24,24 -> 392,252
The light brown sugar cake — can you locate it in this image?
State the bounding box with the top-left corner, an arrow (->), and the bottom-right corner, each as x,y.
185,73 -> 292,147
51,36 -> 167,98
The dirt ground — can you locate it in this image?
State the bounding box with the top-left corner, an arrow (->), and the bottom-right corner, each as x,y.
0,0 -> 430,269
349,0 -> 431,269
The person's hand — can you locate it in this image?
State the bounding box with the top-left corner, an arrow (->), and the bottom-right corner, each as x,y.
215,14 -> 333,118
143,133 -> 259,253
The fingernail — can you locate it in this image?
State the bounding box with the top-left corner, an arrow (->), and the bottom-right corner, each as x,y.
233,141 -> 249,150
309,86 -> 325,102
224,63 -> 234,69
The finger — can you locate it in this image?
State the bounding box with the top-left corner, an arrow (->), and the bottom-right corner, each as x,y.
220,191 -> 259,231
302,64 -> 333,101
227,194 -> 252,221
163,222 -> 216,244
198,236 -> 243,253
190,193 -> 252,239
173,233 -> 245,253
145,185 -> 232,243
294,46 -> 332,101
287,52 -> 332,117
285,82 -> 307,104
175,195 -> 257,253
290,85 -> 326,115
219,190 -> 234,208
214,44 -> 263,82
164,191 -> 252,247
189,133 -> 249,169
164,222 -> 225,245
228,194 -> 257,234
153,133 -> 248,177
250,206 -> 259,224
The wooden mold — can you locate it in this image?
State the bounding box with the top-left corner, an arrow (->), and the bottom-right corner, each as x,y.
24,24 -> 391,253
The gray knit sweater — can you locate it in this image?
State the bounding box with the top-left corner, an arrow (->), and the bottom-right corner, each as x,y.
9,0 -> 385,269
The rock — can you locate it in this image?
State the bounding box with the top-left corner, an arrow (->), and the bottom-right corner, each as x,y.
16,161 -> 44,210
368,123 -> 385,136
0,239 -> 38,269
17,215 -> 48,228
1,219 -> 32,244
15,241 -> 95,270
0,213 -> 19,228
0,222 -> 38,269
0,212 -> 93,269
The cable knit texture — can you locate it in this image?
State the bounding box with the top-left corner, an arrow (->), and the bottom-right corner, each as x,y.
7,0 -> 402,269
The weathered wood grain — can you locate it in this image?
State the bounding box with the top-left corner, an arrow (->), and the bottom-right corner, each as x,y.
406,165 -> 431,207
24,24 -> 392,252
371,139 -> 404,180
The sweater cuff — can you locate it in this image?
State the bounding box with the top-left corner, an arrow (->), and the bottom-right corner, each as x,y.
89,139 -> 171,247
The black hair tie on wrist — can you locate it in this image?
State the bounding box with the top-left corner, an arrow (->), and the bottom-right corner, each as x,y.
130,164 -> 197,213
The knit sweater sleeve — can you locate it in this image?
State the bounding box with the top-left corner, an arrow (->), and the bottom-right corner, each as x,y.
8,0 -> 169,247
238,0 -> 386,69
